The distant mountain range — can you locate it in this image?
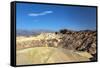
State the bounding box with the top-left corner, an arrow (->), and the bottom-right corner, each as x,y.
16,29 -> 96,36
16,29 -> 54,36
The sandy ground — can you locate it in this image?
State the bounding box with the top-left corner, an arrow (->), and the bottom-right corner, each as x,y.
16,47 -> 92,65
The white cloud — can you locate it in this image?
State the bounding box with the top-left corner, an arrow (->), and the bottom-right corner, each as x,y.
28,11 -> 53,16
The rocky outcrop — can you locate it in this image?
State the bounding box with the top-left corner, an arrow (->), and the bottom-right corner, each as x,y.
56,31 -> 96,55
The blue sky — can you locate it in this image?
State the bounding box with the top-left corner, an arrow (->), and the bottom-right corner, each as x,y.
16,3 -> 96,31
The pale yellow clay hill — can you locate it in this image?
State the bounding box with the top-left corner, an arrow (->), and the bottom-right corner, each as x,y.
17,33 -> 60,42
16,47 -> 92,65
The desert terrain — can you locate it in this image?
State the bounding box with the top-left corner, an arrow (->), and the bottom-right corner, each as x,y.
16,29 -> 97,65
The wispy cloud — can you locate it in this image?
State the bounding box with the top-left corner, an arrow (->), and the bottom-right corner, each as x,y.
28,11 -> 53,16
